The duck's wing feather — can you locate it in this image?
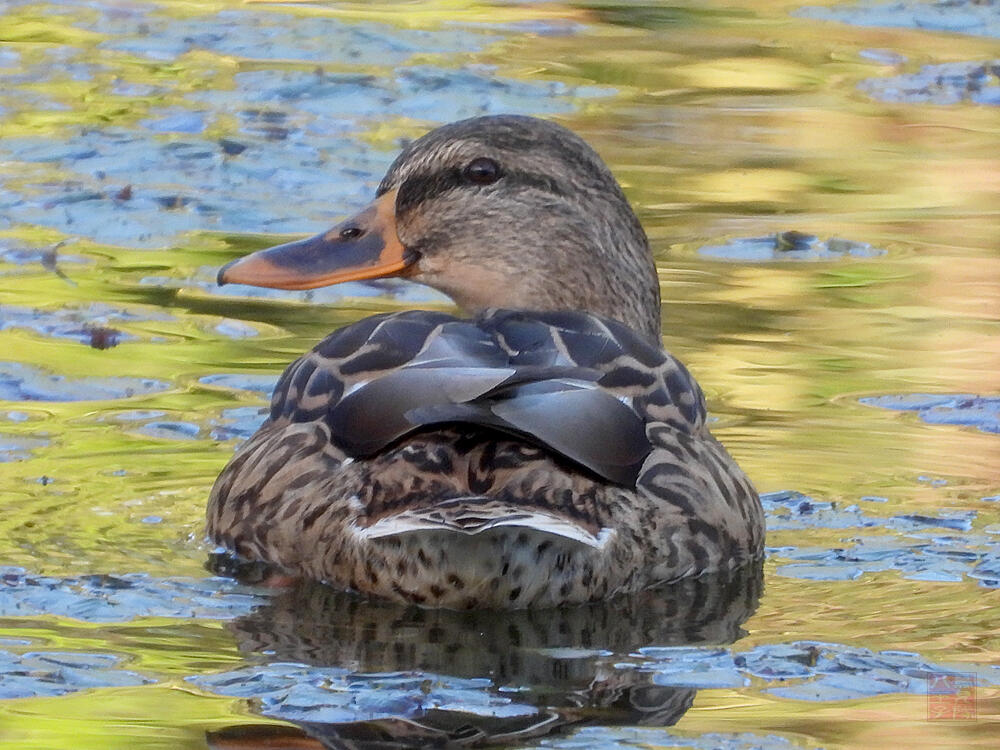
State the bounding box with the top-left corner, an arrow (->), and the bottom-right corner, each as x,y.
482,309 -> 707,435
265,309 -> 707,487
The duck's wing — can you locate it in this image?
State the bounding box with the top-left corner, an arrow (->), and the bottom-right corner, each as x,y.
481,308 -> 707,435
265,309 -> 706,487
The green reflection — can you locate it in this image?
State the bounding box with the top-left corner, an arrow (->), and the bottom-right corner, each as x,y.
1,0 -> 998,748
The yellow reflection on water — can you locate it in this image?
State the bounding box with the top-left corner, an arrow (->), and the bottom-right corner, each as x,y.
0,0 -> 998,748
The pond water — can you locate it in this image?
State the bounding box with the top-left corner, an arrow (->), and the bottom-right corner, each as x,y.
0,0 -> 998,748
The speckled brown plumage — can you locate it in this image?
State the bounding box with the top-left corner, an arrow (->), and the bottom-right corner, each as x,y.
208,115 -> 764,609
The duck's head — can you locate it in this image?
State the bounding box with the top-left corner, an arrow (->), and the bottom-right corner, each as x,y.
218,115 -> 661,340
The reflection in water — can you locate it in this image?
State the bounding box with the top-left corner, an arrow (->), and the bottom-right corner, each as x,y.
207,562 -> 762,748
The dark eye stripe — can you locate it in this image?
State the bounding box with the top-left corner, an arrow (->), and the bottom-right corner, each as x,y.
396,167 -> 567,214
396,167 -> 465,214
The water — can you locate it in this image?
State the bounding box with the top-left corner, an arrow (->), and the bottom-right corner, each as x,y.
1,1 -> 998,747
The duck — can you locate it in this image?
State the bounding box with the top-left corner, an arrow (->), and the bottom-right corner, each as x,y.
208,114 -> 764,609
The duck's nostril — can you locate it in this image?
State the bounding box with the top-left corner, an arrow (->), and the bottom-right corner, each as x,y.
340,226 -> 364,240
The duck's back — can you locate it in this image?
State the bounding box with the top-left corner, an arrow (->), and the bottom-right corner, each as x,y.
207,309 -> 763,608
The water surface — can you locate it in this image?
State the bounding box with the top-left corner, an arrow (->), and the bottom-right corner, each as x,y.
0,1 -> 998,748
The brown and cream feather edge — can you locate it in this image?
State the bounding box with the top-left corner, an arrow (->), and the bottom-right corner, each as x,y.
208,308 -> 763,609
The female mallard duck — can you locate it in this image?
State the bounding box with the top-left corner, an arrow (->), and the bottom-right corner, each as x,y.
209,114 -> 764,609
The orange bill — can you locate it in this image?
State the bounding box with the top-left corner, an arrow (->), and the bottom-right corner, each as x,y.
217,190 -> 415,290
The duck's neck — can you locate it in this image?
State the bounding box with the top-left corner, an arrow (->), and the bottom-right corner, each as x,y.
398,154 -> 663,343
413,240 -> 662,345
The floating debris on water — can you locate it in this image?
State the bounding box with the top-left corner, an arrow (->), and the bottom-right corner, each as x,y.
0,303 -> 172,346
84,324 -> 121,349
218,138 -> 247,156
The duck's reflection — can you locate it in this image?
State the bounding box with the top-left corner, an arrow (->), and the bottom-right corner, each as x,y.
207,561 -> 762,749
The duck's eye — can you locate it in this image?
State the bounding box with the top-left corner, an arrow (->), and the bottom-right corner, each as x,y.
462,157 -> 501,185
339,226 -> 364,240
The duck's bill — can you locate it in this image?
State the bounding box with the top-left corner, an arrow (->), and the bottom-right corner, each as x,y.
217,190 -> 414,290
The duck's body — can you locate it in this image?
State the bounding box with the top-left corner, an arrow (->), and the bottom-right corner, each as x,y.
208,115 -> 764,608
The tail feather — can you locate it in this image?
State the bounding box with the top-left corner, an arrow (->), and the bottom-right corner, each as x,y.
352,497 -> 613,549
